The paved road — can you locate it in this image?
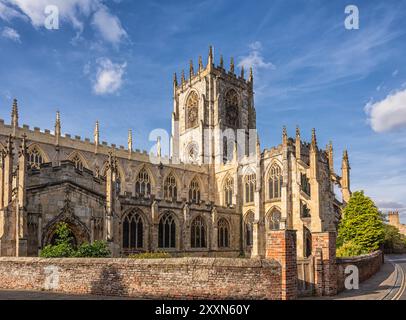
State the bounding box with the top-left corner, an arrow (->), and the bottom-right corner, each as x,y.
385,254 -> 406,300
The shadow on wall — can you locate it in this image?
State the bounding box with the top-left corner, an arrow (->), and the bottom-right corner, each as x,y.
90,265 -> 128,297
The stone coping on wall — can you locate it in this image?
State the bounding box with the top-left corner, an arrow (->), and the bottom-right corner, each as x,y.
0,256 -> 277,268
336,250 -> 382,264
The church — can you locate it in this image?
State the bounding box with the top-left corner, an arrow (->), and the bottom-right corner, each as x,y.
0,47 -> 351,258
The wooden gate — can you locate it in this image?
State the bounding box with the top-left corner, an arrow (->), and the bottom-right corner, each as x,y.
297,256 -> 315,296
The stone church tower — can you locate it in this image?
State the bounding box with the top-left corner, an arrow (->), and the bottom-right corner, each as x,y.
0,47 -> 351,259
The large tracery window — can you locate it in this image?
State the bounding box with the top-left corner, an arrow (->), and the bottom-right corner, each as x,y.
122,210 -> 143,251
244,172 -> 256,203
163,174 -> 177,201
191,216 -> 206,248
218,218 -> 230,248
71,154 -> 84,171
189,178 -> 201,204
158,212 -> 176,248
224,176 -> 234,207
268,209 -> 281,231
225,89 -> 239,128
28,146 -> 44,169
186,91 -> 199,129
268,164 -> 283,200
244,211 -> 254,247
135,168 -> 151,197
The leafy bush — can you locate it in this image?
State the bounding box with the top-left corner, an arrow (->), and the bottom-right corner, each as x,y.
74,241 -> 110,258
336,240 -> 367,257
40,222 -> 110,258
128,252 -> 171,259
40,222 -> 75,258
337,191 -> 385,254
40,242 -> 75,258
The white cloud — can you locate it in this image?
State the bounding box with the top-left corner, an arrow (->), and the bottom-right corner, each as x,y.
1,26 -> 20,42
392,69 -> 399,77
238,41 -> 275,71
365,88 -> 406,132
92,58 -> 126,95
92,6 -> 127,46
0,0 -> 126,45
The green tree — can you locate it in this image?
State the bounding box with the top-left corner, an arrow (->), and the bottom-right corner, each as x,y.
337,191 -> 385,254
383,224 -> 406,253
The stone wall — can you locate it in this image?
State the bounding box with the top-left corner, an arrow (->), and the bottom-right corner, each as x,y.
0,257 -> 283,299
336,250 -> 383,292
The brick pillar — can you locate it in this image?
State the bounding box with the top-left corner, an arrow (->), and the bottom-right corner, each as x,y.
312,231 -> 337,296
266,230 -> 297,300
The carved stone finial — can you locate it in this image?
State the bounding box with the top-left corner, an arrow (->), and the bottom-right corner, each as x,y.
198,56 -> 203,72
220,55 -> 224,69
230,57 -> 235,74
173,73 -> 178,87
296,125 -> 300,137
128,129 -> 133,152
311,128 -> 317,148
240,66 -> 244,79
181,69 -> 186,86
189,60 -> 194,78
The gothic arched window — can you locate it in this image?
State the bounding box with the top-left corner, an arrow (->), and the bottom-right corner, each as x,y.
186,91 -> 199,129
28,146 -> 44,169
224,176 -> 233,207
71,154 -> 84,171
135,168 -> 151,197
225,89 -> 239,128
244,172 -> 256,203
244,211 -> 254,247
218,218 -> 230,248
158,212 -> 176,248
268,164 -> 283,200
122,210 -> 143,250
163,174 -> 177,201
269,209 -> 281,230
189,178 -> 201,204
191,216 -> 206,248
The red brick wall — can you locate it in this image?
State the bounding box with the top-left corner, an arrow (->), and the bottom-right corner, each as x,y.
312,232 -> 337,296
0,257 -> 283,299
266,230 -> 297,300
336,250 -> 383,292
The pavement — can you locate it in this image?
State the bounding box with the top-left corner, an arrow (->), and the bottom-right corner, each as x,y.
302,254 -> 406,300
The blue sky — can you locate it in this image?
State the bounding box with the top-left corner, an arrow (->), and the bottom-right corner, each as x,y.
1,0 -> 406,221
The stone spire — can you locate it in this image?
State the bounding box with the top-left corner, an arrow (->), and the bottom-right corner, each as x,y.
208,45 -> 214,67
311,128 -> 317,150
230,57 -> 235,74
94,121 -> 99,153
189,59 -> 194,79
295,126 -> 301,160
128,129 -> 133,159
327,141 -> 334,173
240,66 -> 245,79
249,67 -> 253,83
282,126 -> 288,146
220,55 -> 224,69
11,98 -> 18,136
173,72 -> 178,87
341,149 -> 351,203
181,69 -> 186,87
198,56 -> 203,72
55,111 -> 61,145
